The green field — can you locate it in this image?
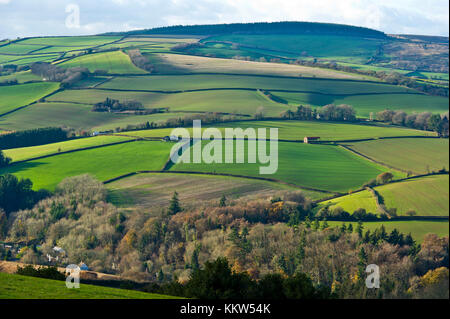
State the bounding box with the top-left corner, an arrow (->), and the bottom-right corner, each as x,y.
346,138 -> 449,174
0,82 -> 59,115
20,36 -> 122,47
0,102 -> 196,131
115,121 -> 434,142
172,141 -> 402,192
59,51 -> 147,74
321,175 -> 449,217
0,141 -> 172,190
272,91 -> 449,117
100,74 -> 414,94
0,70 -> 42,83
3,135 -> 134,161
0,273 -> 176,299
204,34 -> 384,63
378,175 -> 449,216
321,190 -> 378,214
327,221 -> 449,243
107,172 -> 328,209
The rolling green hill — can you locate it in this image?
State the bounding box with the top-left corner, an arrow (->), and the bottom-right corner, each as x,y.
0,273 -> 177,299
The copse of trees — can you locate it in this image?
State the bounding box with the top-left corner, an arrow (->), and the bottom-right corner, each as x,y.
120,21 -> 387,39
0,174 -> 50,217
127,49 -> 155,73
0,127 -> 69,149
282,104 -> 357,122
376,109 -> 449,136
30,62 -> 89,87
92,98 -> 145,113
0,150 -> 11,167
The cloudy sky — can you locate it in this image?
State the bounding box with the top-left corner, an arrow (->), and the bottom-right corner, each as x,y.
0,0 -> 448,39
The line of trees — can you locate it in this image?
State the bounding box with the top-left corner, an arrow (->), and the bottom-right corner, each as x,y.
376,109 -> 449,137
0,127 -> 69,149
92,98 -> 145,113
30,62 -> 89,88
127,49 -> 155,73
282,104 -> 357,122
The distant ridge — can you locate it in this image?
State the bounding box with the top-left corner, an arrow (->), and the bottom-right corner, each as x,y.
105,21 -> 387,38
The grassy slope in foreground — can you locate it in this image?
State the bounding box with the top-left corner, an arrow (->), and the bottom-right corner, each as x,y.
172,141 -> 402,193
59,51 -> 147,74
327,221 -> 449,243
321,175 -> 449,217
0,82 -> 59,115
0,141 -> 172,190
346,138 -> 449,174
0,273 -> 177,299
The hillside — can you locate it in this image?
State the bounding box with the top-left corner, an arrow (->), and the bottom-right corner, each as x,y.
0,273 -> 178,299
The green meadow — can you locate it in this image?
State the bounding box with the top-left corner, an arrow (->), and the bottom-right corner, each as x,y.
59,51 -> 147,74
378,175 -> 449,216
346,138 -> 449,174
272,91 -> 450,117
0,141 -> 172,190
320,175 -> 449,217
205,34 -> 384,64
0,273 -> 177,299
0,82 -> 59,115
172,141 -> 402,192
3,135 -> 134,161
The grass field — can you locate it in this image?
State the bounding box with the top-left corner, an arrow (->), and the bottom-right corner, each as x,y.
152,53 -> 375,80
320,175 -> 449,217
59,51 -> 147,74
0,102 -> 196,131
0,273 -> 176,299
0,141 -> 172,190
0,70 -> 42,83
204,34 -> 384,64
20,36 -> 122,47
114,121 -> 434,142
345,138 -> 449,174
0,82 -> 59,115
272,91 -> 449,117
320,190 -> 378,214
172,141 -> 402,192
3,135 -> 134,161
100,74 -> 414,94
107,172 -> 328,209
378,175 -> 449,216
327,221 -> 449,243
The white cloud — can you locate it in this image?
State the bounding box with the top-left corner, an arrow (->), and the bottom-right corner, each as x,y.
0,0 -> 447,38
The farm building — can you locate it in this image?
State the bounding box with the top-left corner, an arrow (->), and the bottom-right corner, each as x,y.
304,136 -> 320,144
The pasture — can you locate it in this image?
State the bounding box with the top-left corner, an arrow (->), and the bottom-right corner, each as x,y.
272,91 -> 449,117
345,138 -> 449,174
59,51 -> 147,74
320,190 -> 378,214
171,141 -> 402,192
3,135 -> 134,161
106,172 -> 328,210
377,175 -> 449,216
152,53 -> 374,80
204,34 -> 384,64
0,273 -> 176,299
100,74 -> 414,94
327,221 -> 449,243
0,82 -> 59,115
0,141 -> 173,190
